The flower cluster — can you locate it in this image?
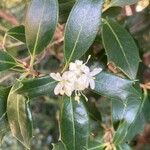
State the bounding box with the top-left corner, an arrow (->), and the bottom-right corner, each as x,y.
50,57 -> 102,102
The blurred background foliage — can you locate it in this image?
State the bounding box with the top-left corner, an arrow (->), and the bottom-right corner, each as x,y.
0,0 -> 150,149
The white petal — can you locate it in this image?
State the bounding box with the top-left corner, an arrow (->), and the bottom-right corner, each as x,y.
50,73 -> 62,81
90,68 -> 102,76
75,60 -> 83,65
89,79 -> 95,89
64,83 -> 74,96
54,83 -> 63,95
81,65 -> 90,74
69,63 -> 77,71
76,74 -> 89,90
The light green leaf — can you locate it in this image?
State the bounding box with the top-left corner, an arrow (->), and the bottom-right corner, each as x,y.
0,51 -> 17,72
18,76 -> 57,98
64,0 -> 103,63
60,96 -> 89,150
25,0 -> 58,56
86,141 -> 103,150
116,144 -> 132,150
110,0 -> 139,7
7,25 -> 26,43
0,87 -> 10,142
52,141 -> 65,150
7,82 -> 33,149
102,19 -> 140,79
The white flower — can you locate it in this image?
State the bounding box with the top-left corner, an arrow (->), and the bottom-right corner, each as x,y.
50,71 -> 75,96
50,55 -> 103,103
75,67 -> 102,91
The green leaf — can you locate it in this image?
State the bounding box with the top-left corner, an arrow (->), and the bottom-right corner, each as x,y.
110,0 -> 139,7
59,0 -> 75,23
25,0 -> 58,56
124,95 -> 150,142
84,101 -> 101,122
86,141 -> 103,150
18,76 -> 57,98
102,19 -> 140,79
94,72 -> 144,144
94,71 -> 135,100
7,25 -> 26,43
112,89 -> 144,145
113,96 -> 141,144
7,82 -> 33,149
0,51 -> 17,72
0,87 -> 10,142
60,96 -> 89,150
52,141 -> 65,150
116,144 -> 132,150
64,0 -> 103,63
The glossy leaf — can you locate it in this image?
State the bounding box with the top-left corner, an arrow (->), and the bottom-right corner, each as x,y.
7,25 -> 26,43
18,76 -> 57,98
102,19 -> 140,79
60,96 -> 89,150
110,0 -> 139,7
113,96 -> 142,145
7,82 -> 33,149
94,71 -> 144,144
0,87 -> 10,141
0,51 -> 17,71
64,0 -> 103,63
112,90 -> 144,144
94,71 -> 136,100
25,0 -> 58,56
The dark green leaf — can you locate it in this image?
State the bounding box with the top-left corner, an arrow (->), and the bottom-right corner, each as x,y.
7,82 -> 33,149
110,0 -> 139,7
25,0 -> 58,56
113,96 -> 141,145
0,87 -> 10,142
59,0 -> 75,23
7,25 -> 26,43
64,0 -> 103,63
94,72 -> 144,144
0,51 -> 17,71
18,76 -> 57,98
84,101 -> 101,122
102,19 -> 140,79
112,90 -> 144,144
60,96 -> 89,150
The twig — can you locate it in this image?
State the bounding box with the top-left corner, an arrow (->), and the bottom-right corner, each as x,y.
0,10 -> 19,25
0,72 -> 15,83
140,82 -> 150,90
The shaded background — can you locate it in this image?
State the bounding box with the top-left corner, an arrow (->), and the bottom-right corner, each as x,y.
0,0 -> 150,149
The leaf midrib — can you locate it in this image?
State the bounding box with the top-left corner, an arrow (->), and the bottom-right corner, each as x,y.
70,97 -> 75,150
31,0 -> 46,57
22,80 -> 57,95
65,1 -> 91,64
0,60 -> 16,65
104,20 -> 134,79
